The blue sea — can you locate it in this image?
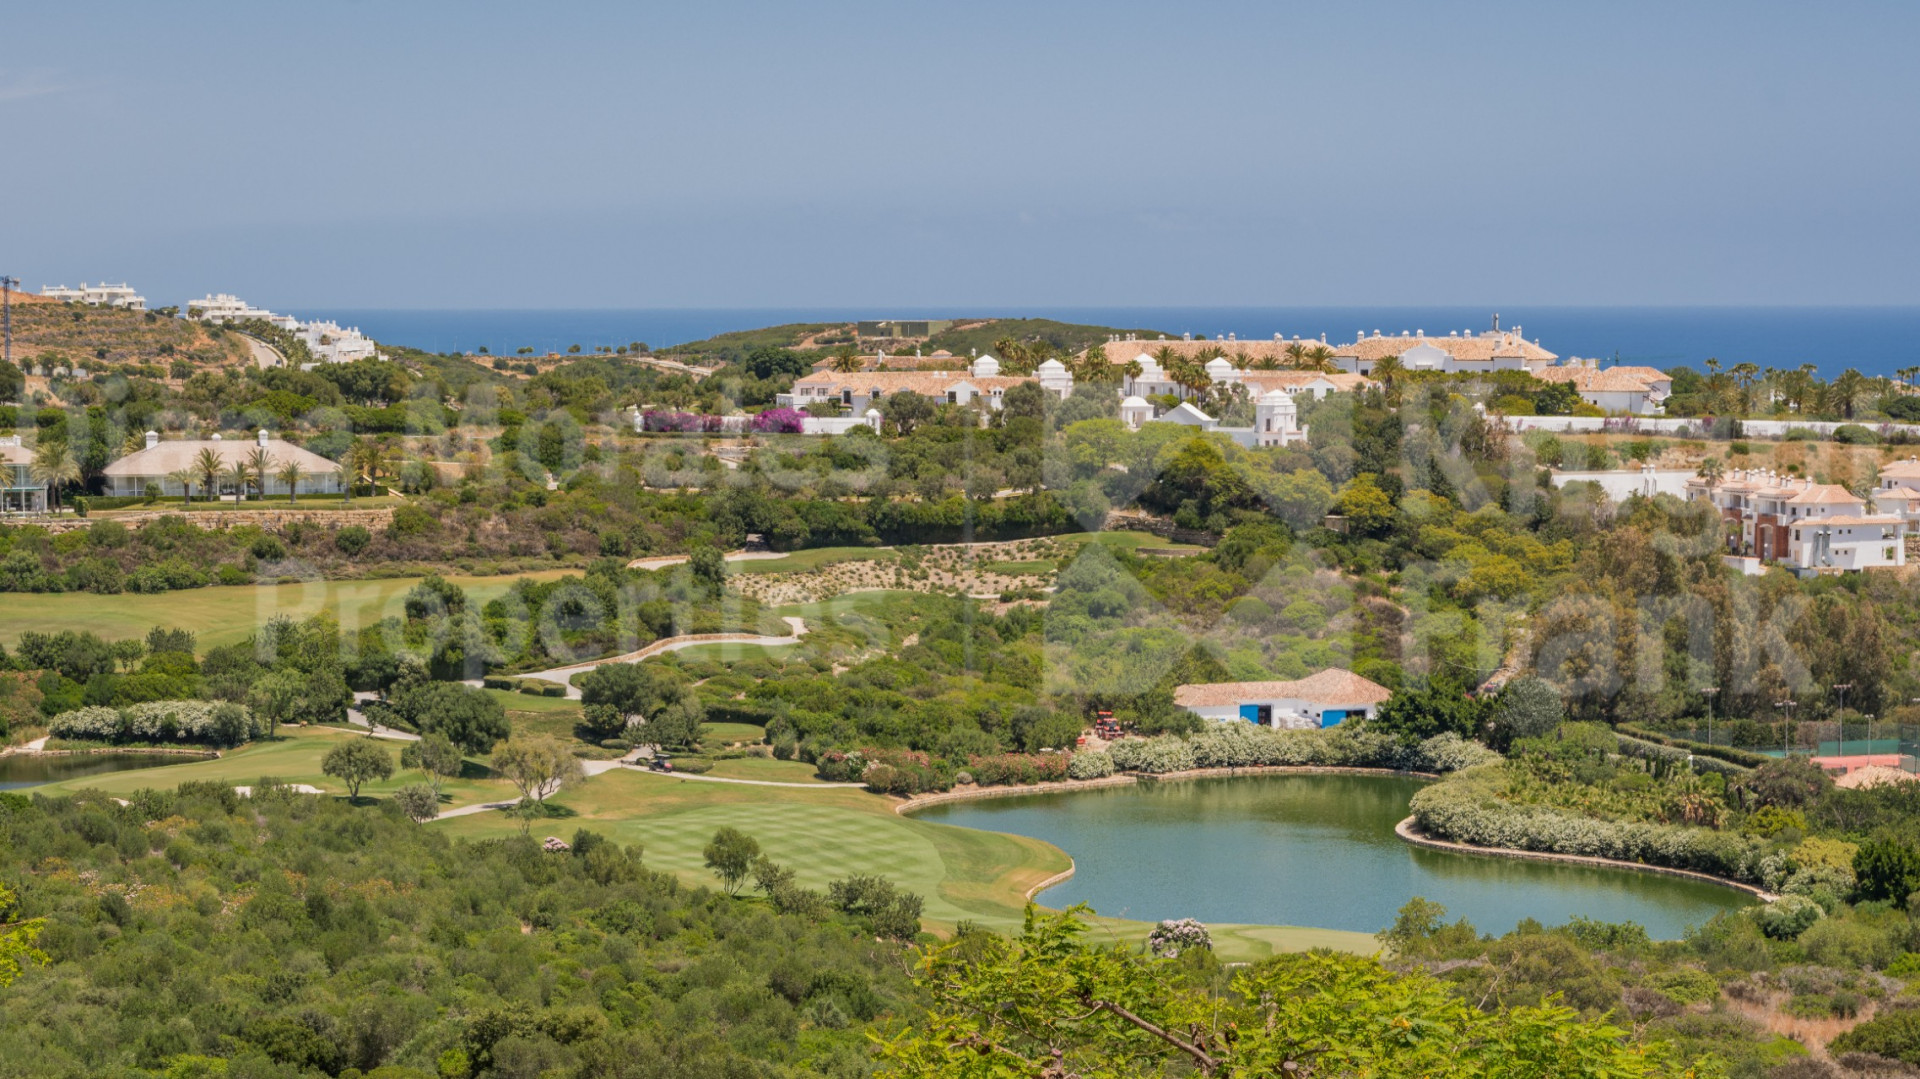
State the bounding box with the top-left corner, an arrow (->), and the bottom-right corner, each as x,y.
306,306 -> 1920,378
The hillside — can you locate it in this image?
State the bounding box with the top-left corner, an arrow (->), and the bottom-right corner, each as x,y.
1,301 -> 250,371
923,317 -> 1164,358
661,316 -> 1166,365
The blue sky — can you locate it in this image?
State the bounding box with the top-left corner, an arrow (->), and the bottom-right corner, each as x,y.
4,1 -> 1917,309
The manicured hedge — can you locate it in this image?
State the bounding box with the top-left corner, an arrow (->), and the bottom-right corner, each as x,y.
1614,733 -> 1750,777
1616,723 -> 1767,769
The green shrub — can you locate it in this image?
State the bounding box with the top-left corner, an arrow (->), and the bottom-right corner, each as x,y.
1834,424 -> 1879,444
1649,967 -> 1720,1005
673,759 -> 712,774
1754,895 -> 1823,940
1067,751 -> 1115,780
1830,1006 -> 1920,1063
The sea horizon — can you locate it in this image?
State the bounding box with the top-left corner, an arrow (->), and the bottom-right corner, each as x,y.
303,305 -> 1920,379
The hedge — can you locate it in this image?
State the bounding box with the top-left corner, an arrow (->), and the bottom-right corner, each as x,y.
1616,723 -> 1766,769
1614,733 -> 1751,777
1112,726 -> 1498,776
1410,764 -> 1770,884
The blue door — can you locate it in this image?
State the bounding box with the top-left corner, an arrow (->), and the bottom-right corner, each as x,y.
1239,704 -> 1261,723
1320,710 -> 1347,728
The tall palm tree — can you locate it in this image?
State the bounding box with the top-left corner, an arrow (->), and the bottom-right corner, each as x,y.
1306,345 -> 1336,373
29,440 -> 80,512
829,345 -> 862,373
193,448 -> 223,504
168,467 -> 197,506
277,460 -> 303,503
1282,342 -> 1308,370
1695,457 -> 1726,485
224,461 -> 250,505
1831,368 -> 1871,419
243,446 -> 272,501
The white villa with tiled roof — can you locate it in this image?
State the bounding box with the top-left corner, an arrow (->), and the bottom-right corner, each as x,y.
1687,469 -> 1905,572
1534,361 -> 1673,415
1173,669 -> 1393,729
1331,327 -> 1557,374
103,430 -> 345,499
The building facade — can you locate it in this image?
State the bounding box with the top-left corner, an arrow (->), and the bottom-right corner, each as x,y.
1534,361 -> 1673,415
39,282 -> 146,311
779,354 -> 1066,414
1686,469 -> 1905,572
103,430 -> 345,498
1173,669 -> 1393,729
0,436 -> 48,514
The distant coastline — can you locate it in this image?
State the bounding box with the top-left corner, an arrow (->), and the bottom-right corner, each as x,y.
303,305 -> 1920,379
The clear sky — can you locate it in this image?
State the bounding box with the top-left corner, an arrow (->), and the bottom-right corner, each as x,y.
5,1 -> 1917,310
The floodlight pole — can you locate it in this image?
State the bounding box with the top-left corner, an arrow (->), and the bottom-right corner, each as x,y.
1775,699 -> 1797,756
0,275 -> 16,369
1703,686 -> 1720,748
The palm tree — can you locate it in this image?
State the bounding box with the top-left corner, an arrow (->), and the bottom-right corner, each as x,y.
29,440 -> 80,512
243,446 -> 272,501
1695,457 -> 1726,485
224,461 -> 250,505
168,467 -> 197,506
829,345 -> 862,373
1832,368 -> 1871,419
1282,342 -> 1308,370
277,460 -> 303,503
193,448 -> 223,504
1305,345 -> 1336,373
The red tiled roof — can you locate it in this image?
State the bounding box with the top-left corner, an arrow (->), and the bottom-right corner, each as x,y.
1173,669 -> 1393,709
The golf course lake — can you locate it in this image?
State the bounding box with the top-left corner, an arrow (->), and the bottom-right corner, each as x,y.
0,752 -> 206,792
914,773 -> 1753,939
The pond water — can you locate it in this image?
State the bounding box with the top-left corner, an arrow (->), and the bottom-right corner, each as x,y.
914,773 -> 1752,939
0,753 -> 198,791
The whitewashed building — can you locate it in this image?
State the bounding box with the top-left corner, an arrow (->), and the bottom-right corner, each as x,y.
1173,669 -> 1393,729
1534,361 -> 1673,415
297,320 -> 379,364
39,282 -> 146,311
779,354 -> 1061,414
103,430 -> 344,498
1687,469 -> 1905,572
0,436 -> 49,514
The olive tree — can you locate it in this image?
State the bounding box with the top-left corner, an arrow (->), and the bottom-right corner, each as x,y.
702,827 -> 760,896
321,738 -> 394,804
490,735 -> 582,810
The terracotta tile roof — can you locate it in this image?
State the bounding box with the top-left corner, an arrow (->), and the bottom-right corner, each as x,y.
1880,459 -> 1920,480
1173,668 -> 1392,709
103,438 -> 341,477
1331,333 -> 1556,364
1534,366 -> 1668,393
790,371 -> 1037,397
1787,484 -> 1864,506
1089,339 -> 1342,366
0,442 -> 31,467
1835,765 -> 1917,790
1876,486 -> 1920,501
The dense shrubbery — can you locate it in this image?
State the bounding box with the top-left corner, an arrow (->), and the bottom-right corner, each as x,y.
1115,725 -> 1498,776
964,751 -> 1071,787
0,787 -> 914,1076
48,699 -> 258,746
1410,764 -> 1771,884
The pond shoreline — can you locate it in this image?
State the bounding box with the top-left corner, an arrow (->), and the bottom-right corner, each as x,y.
894,764 -> 1443,816
1395,816 -> 1777,903
2,745 -> 220,760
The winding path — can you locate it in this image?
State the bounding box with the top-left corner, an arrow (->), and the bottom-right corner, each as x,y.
496,616 -> 809,700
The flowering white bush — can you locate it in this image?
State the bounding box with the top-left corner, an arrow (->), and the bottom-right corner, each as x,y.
1147,918 -> 1212,958
1111,726 -> 1496,776
1107,736 -> 1195,774
50,700 -> 259,747
1066,751 -> 1114,780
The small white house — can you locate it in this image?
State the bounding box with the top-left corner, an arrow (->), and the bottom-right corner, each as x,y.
103,430 -> 345,498
1173,669 -> 1393,729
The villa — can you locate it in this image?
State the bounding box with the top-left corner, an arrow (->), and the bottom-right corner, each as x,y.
103,430 -> 346,498
1686,469 -> 1906,572
1534,361 -> 1673,415
1173,669 -> 1394,729
779,354 -> 1073,413
296,320 -> 378,365
39,281 -> 146,311
0,436 -> 49,514
187,293 -> 300,330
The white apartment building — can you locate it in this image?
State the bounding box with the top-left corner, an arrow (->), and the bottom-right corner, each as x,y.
779,354 -> 1068,414
297,320 -> 378,364
39,282 -> 146,311
1687,469 -> 1905,572
186,293 -> 299,330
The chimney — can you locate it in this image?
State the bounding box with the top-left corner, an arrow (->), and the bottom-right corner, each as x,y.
257,429 -> 270,447
144,430 -> 158,449
211,433 -> 222,442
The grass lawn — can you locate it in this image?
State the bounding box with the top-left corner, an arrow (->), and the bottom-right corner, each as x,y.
701,721 -> 768,744
667,641 -> 802,664
483,689 -> 582,713
0,569 -> 575,650
28,725 -> 504,810
696,757 -> 825,783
